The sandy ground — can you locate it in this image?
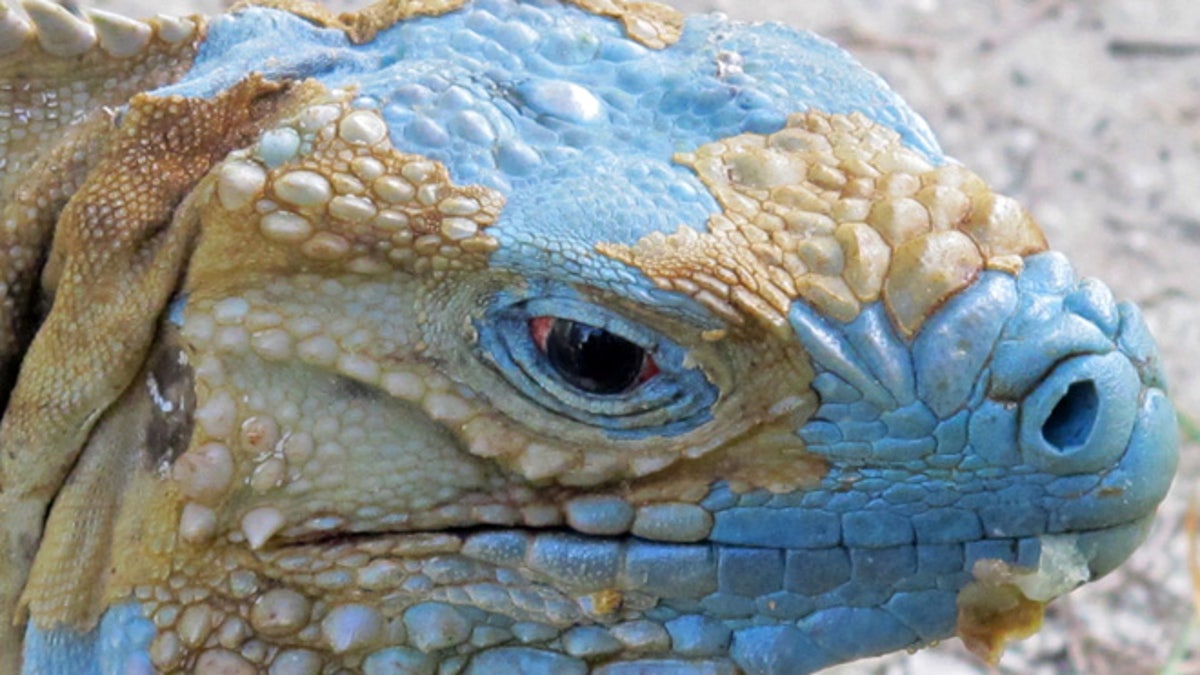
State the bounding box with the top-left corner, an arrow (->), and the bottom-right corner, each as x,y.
24,0 -> 1200,672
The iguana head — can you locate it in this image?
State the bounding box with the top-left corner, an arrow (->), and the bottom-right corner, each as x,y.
0,0 -> 1177,673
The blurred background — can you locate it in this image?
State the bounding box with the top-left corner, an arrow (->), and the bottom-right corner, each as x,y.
48,0 -> 1200,672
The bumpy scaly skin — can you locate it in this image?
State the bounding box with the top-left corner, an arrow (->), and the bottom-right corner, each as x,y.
0,1 -> 1179,674
599,111 -> 1047,335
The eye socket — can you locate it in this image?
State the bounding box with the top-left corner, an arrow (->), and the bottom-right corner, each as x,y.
476,289 -> 717,437
530,316 -> 659,395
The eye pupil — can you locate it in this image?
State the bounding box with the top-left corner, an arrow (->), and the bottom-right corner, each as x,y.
537,318 -> 651,395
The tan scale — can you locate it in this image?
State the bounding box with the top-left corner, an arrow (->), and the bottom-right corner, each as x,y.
0,3 -> 202,198
0,2 -> 204,406
598,110 -> 1049,338
568,0 -> 683,49
240,0 -> 473,45
0,75 -> 331,674
242,0 -> 682,49
189,92 -> 504,292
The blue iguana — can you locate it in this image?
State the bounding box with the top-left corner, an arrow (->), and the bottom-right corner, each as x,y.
0,0 -> 1179,672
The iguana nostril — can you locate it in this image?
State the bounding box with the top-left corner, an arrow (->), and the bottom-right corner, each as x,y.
1019,352 -> 1140,474
1041,380 -> 1099,451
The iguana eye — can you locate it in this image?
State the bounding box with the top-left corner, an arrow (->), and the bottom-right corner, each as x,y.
476,287 -> 717,436
529,316 -> 659,395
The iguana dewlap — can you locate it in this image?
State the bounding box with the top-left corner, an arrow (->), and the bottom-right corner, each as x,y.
0,0 -> 1179,673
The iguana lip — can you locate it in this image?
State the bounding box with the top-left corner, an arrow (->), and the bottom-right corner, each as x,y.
259,509 -> 1157,590
267,523 -> 521,550
265,504 -> 1156,548
248,494 -> 717,552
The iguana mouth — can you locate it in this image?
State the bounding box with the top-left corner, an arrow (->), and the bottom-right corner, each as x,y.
261,506 -> 1159,583
232,509 -> 1159,673
268,523 -> 545,551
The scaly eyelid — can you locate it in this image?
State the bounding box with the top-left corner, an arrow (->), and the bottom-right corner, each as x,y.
473,286 -> 718,438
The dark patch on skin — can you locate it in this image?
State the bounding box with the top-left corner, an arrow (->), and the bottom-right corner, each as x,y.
143,325 -> 196,469
336,374 -> 381,401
